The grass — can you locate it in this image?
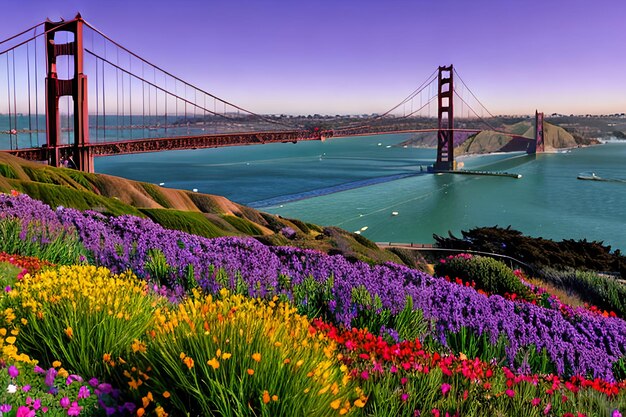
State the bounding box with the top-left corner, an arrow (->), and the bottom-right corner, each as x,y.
221,215 -> 264,235
141,208 -> 229,238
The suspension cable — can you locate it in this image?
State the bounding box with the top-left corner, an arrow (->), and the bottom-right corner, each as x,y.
453,68 -> 495,118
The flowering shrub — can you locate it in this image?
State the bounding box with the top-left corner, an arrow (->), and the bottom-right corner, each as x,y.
128,289 -> 361,416
0,361 -> 100,417
3,194 -> 626,380
6,265 -> 161,383
435,254 -> 532,298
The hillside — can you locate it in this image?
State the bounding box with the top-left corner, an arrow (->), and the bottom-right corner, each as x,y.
399,121 -> 590,154
0,153 -> 407,266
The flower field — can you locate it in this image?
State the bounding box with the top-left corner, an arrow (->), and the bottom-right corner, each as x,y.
0,192 -> 625,416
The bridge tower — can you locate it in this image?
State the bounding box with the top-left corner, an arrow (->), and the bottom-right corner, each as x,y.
434,65 -> 455,171
45,14 -> 92,173
527,111 -> 544,154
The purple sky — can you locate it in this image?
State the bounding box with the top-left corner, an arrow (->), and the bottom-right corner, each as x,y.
3,0 -> 625,115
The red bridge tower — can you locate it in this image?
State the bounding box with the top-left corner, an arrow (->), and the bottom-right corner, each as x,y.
45,14 -> 92,172
434,65 -> 455,171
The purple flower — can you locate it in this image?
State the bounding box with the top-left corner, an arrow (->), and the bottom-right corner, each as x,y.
22,385 -> 31,392
45,368 -> 57,387
88,377 -> 99,387
78,385 -> 91,399
0,404 -> 12,413
7,365 -> 19,379
33,365 -> 45,374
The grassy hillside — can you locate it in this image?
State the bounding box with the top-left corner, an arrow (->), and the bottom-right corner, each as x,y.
0,153 -> 404,265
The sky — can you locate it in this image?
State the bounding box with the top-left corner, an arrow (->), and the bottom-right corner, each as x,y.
1,0 -> 625,116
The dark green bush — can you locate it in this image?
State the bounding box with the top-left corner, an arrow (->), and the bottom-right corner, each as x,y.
435,255 -> 531,298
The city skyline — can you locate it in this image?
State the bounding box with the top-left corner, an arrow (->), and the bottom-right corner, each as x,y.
2,0 -> 625,116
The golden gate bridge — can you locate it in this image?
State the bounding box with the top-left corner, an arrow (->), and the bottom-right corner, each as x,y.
0,14 -> 544,173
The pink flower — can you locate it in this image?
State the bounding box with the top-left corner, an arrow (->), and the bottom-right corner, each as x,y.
67,401 -> 82,416
432,409 -> 440,417
360,370 -> 369,380
59,397 -> 70,408
505,389 -> 515,398
16,406 -> 35,417
543,403 -> 552,415
531,398 -> 541,407
441,383 -> 451,396
401,393 -> 409,402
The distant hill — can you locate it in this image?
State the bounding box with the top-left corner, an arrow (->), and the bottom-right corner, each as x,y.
0,153 -> 409,266
399,121 -> 590,155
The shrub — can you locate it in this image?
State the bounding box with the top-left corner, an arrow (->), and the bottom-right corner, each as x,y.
133,290 -> 359,417
9,265 -> 160,382
435,255 -> 531,298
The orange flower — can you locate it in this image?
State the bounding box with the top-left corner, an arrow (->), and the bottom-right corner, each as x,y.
183,356 -> 194,369
132,339 -> 147,353
330,399 -> 341,410
252,353 -> 261,362
262,390 -> 270,404
162,391 -> 171,399
52,360 -> 62,368
207,358 -> 220,369
64,327 -> 73,339
272,395 -> 278,402
136,408 -> 145,417
103,353 -> 111,362
247,368 -> 255,376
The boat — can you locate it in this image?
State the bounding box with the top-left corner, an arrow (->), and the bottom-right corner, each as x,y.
391,211 -> 399,216
360,226 -> 368,231
577,172 -> 600,181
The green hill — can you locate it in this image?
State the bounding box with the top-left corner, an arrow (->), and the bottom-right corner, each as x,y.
0,153 -> 408,266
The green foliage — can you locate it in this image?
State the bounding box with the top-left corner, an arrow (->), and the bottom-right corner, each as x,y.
434,226 -> 626,278
141,208 -> 227,238
187,192 -> 221,213
144,249 -> 172,285
140,183 -> 171,208
0,262 -> 22,285
221,215 -> 263,235
260,212 -> 287,233
543,268 -> 626,318
0,163 -> 18,179
435,256 -> 531,298
64,170 -> 98,191
0,218 -> 89,265
15,181 -> 144,217
285,218 -> 310,234
352,232 -> 379,250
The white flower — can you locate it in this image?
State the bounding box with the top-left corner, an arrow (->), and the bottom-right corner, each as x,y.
6,384 -> 16,394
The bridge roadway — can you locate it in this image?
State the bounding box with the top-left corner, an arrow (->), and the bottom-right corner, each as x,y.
3,125 -> 532,161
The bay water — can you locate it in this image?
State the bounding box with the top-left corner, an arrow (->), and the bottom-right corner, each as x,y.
92,134 -> 626,251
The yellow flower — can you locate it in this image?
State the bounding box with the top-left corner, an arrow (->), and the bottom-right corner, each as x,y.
179,352 -> 186,360
354,398 -> 367,408
155,406 -> 168,417
262,390 -> 270,404
330,399 -> 341,410
64,327 -> 73,339
222,352 -> 232,360
272,395 -> 278,402
0,328 -> 6,336
4,336 -> 16,345
207,358 -> 220,369
132,339 -> 147,353
52,360 -> 62,368
252,352 -> 261,362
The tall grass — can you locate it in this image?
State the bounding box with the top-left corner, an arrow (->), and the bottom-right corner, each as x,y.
0,218 -> 88,265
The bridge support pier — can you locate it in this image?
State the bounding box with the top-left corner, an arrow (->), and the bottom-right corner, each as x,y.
434,65 -> 455,171
45,14 -> 93,173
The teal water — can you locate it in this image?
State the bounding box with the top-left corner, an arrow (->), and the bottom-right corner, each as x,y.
94,135 -> 626,251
